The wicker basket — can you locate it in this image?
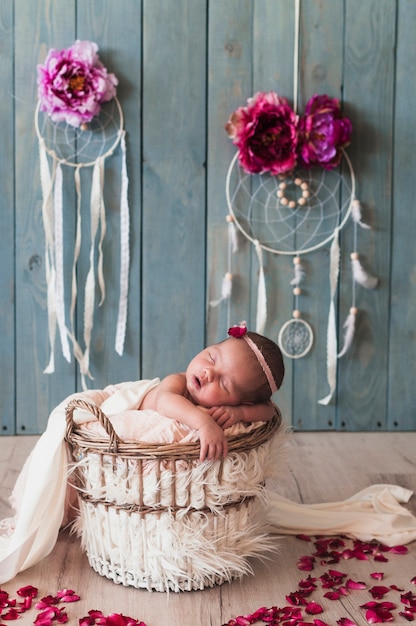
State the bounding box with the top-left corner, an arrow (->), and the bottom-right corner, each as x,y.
65,398 -> 284,592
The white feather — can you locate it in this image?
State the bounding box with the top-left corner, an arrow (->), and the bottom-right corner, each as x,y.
351,199 -> 371,229
351,257 -> 378,289
209,272 -> 232,307
338,309 -> 357,358
290,259 -> 305,286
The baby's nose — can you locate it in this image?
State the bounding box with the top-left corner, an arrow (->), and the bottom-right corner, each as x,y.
204,367 -> 214,383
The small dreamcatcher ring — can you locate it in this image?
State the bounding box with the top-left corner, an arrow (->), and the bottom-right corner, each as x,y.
278,317 -> 314,359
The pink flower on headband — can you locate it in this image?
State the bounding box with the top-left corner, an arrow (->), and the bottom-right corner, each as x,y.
228,322 -> 247,338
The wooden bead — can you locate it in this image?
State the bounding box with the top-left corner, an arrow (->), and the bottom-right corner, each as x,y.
350,252 -> 359,260
277,189 -> 284,198
279,182 -> 287,190
294,177 -> 302,186
301,182 -> 309,190
293,287 -> 301,296
293,310 -> 301,319
302,190 -> 310,198
350,306 -> 358,315
288,200 -> 296,209
298,197 -> 306,206
281,197 -> 289,206
293,255 -> 301,265
226,214 -> 234,223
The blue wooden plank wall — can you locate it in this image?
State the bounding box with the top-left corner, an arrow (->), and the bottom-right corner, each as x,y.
0,0 -> 414,435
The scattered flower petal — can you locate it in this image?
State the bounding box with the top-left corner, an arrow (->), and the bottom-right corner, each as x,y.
369,586 -> 390,599
305,601 -> 323,615
17,585 -> 38,598
56,589 -> 80,603
346,578 -> 367,590
297,555 -> 316,571
400,610 -> 416,621
389,545 -> 408,555
1,607 -> 20,620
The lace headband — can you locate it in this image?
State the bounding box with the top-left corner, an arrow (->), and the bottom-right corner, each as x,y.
228,322 -> 278,395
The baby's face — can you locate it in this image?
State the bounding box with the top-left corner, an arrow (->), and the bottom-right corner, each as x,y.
185,338 -> 257,408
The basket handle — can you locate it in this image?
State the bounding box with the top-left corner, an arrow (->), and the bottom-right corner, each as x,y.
65,398 -> 121,452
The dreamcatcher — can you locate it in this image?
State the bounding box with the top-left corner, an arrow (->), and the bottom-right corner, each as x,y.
35,40 -> 130,389
211,1 -> 377,404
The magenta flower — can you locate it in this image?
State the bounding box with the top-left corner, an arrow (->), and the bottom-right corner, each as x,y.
225,91 -> 298,175
37,40 -> 118,127
297,94 -> 352,170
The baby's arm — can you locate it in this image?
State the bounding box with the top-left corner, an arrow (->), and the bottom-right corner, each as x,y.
143,374 -> 228,462
209,401 -> 276,429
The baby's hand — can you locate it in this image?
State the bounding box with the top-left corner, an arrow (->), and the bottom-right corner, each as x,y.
209,405 -> 243,429
198,420 -> 228,462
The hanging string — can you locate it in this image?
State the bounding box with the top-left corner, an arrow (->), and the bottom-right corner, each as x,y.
293,0 -> 301,114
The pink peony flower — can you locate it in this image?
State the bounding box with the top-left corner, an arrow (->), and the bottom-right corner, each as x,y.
225,91 -> 298,175
297,94 -> 352,170
37,40 -> 118,127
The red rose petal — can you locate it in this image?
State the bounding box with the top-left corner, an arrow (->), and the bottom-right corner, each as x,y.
399,610 -> 415,622
389,545 -> 408,555
346,578 -> 367,590
16,585 -> 38,598
369,586 -> 390,599
305,601 -> 323,615
1,608 -> 20,620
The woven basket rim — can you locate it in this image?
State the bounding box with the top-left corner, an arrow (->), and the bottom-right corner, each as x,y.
65,397 -> 282,459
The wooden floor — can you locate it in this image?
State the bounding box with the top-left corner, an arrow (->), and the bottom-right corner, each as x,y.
1,432 -> 416,626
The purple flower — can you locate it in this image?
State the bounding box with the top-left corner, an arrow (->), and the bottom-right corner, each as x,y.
297,94 -> 352,170
225,91 -> 298,175
37,40 -> 118,127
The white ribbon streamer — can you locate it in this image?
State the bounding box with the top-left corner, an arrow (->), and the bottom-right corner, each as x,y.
318,228 -> 340,405
80,159 -> 104,388
53,162 -> 71,363
254,240 -> 267,334
115,132 -> 130,356
38,139 -> 57,374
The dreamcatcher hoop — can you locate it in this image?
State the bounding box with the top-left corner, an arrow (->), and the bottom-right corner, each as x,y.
35,96 -> 124,166
224,148 -> 357,364
35,96 -> 130,388
225,148 -> 355,257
